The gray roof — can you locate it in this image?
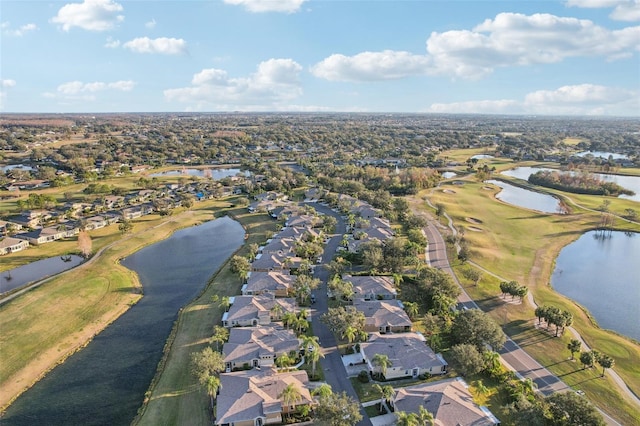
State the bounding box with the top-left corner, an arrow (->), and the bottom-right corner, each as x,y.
223,326 -> 300,365
225,294 -> 297,324
361,332 -> 446,372
393,377 -> 499,426
353,299 -> 411,329
244,271 -> 295,294
216,368 -> 312,425
345,275 -> 397,299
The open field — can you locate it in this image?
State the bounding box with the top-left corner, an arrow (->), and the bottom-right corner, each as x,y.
0,199 -> 238,410
134,208 -> 280,426
416,172 -> 640,424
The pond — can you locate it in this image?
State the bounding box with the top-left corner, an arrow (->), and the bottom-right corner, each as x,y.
441,171 -> 457,179
501,167 -> 640,202
485,179 -> 561,214
471,154 -> 494,159
150,167 -> 247,179
551,230 -> 640,341
1,255 -> 84,295
2,216 -> 246,426
576,151 -> 628,160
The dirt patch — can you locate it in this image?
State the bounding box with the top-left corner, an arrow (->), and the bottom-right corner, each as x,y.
482,186 -> 493,190
442,189 -> 456,194
467,226 -> 483,232
465,217 -> 483,224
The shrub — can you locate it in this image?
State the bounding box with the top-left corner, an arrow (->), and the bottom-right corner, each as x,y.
358,370 -> 370,383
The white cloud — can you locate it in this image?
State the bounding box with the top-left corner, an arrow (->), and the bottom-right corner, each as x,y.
312,12 -> 639,82
164,58 -> 303,110
56,80 -> 135,95
2,22 -> 38,37
223,0 -> 307,13
104,36 -> 120,48
145,18 -> 156,29
426,84 -> 639,116
51,0 -> 124,32
310,50 -> 431,82
566,0 -> 640,21
123,37 -> 187,55
1,79 -> 17,88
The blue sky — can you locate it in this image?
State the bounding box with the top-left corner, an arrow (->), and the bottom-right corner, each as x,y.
1,0 -> 639,115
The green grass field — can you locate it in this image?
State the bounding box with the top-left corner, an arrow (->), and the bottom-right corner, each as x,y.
133,208 -> 280,426
416,167 -> 640,424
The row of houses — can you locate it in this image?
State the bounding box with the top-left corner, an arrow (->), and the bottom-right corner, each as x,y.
215,200 -> 324,426
325,194 -> 500,425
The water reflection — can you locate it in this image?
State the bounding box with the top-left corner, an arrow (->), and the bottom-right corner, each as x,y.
2,217 -> 245,426
552,230 -> 640,341
1,255 -> 84,294
485,179 -> 561,214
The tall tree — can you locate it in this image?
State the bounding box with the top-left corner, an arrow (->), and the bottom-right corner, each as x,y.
190,347 -> 225,385
371,353 -> 392,379
210,325 -> 229,352
396,411 -> 419,426
546,391 -> 606,426
77,231 -> 92,258
279,383 -> 303,419
451,309 -> 506,352
567,339 -> 581,360
373,384 -> 394,413
449,343 -> 485,376
315,391 -> 363,426
597,354 -> 614,377
417,406 -> 435,426
205,375 -> 221,411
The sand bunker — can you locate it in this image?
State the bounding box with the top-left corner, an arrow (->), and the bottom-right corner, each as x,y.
482,186 -> 493,190
465,217 -> 483,224
443,189 -> 456,194
467,226 -> 483,232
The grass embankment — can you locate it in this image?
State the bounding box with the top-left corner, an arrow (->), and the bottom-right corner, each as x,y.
416,177 -> 640,425
133,209 -> 280,426
0,200 -> 234,411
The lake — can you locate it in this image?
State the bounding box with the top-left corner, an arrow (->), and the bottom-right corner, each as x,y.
0,255 -> 84,294
551,230 -> 640,341
441,171 -> 457,179
576,151 -> 628,160
485,179 -> 561,214
150,167 -> 247,179
2,217 -> 245,426
501,167 -> 640,202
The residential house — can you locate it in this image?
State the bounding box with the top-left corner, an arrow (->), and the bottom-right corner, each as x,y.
15,223 -> 79,245
215,368 -> 313,426
0,220 -> 23,236
9,210 -> 54,228
251,252 -> 303,273
222,326 -> 300,372
360,332 -> 448,380
392,377 -> 500,425
222,294 -> 297,328
285,214 -> 320,229
242,271 -> 295,297
353,299 -> 412,334
260,238 -> 297,256
0,237 -> 30,255
345,275 -> 397,301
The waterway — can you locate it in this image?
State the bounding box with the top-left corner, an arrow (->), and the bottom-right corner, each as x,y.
551,230 -> 640,341
150,167 -> 246,179
1,255 -> 84,294
2,216 -> 245,426
485,179 -> 561,214
501,167 -> 640,202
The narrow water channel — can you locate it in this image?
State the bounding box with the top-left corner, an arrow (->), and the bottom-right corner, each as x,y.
2,217 -> 245,426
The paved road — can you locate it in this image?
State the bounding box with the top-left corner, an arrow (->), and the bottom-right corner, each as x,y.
423,219 -> 570,396
307,202 -> 373,426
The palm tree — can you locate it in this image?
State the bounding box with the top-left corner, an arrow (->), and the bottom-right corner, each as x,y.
275,353 -> 293,370
270,303 -> 284,320
403,301 -> 419,321
306,343 -> 324,379
373,384 -> 394,413
371,353 -> 392,380
218,296 -> 231,312
597,354 -> 615,377
396,411 -> 419,426
282,312 -> 297,329
567,339 -> 581,360
342,326 -> 358,347
417,406 -> 435,426
279,383 -> 303,419
210,325 -> 229,352
205,375 -> 221,411
483,350 -> 501,374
